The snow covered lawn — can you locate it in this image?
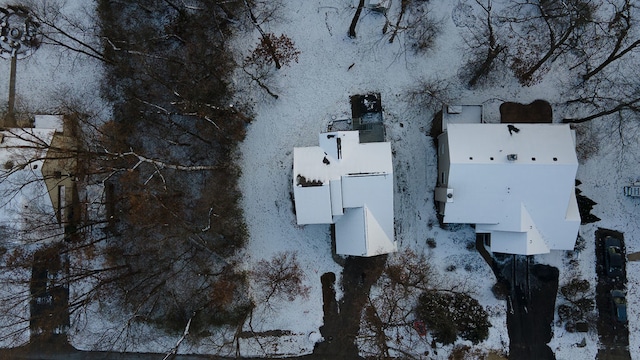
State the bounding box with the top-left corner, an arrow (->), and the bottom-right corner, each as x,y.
235,1 -> 640,358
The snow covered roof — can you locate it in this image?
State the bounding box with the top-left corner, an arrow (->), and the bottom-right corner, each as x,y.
293,131 -> 396,257
34,115 -> 64,133
440,123 -> 580,255
441,104 -> 483,131
0,127 -> 59,245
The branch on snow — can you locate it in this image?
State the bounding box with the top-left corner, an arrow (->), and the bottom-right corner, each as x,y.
104,149 -> 219,171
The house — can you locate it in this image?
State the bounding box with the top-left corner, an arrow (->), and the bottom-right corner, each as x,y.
435,105 -> 581,255
36,115 -> 79,228
293,131 -> 396,257
0,115 -> 78,244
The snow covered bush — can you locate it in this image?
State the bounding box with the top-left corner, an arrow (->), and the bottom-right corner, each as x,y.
415,290 -> 491,345
557,277 -> 595,332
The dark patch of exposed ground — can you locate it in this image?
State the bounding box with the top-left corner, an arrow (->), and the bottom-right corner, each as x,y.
499,100 -> 552,123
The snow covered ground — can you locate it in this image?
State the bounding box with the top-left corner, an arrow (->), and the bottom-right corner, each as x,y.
1,0 -> 639,358
235,1 -> 640,358
0,0 -> 109,121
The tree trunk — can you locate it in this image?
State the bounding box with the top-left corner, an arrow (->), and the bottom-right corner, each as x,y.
583,39 -> 640,82
563,99 -> 640,123
519,27 -> 572,84
243,1 -> 282,69
388,0 -> 408,43
349,0 -> 366,38
469,45 -> 503,87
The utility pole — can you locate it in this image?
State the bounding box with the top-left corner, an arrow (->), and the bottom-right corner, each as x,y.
6,52 -> 17,126
1,6 -> 41,127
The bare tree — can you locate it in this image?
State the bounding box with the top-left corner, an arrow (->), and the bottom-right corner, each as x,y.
349,0 -> 366,38
405,77 -> 457,112
245,33 -> 300,69
19,0 -> 112,64
358,249 -> 431,358
241,31 -> 300,99
549,2 -> 640,132
458,0 -> 506,87
582,0 -> 640,81
251,251 -> 309,305
242,0 -> 289,69
562,74 -> 640,124
385,0 -> 441,53
502,0 -> 597,85
359,248 -> 490,357
0,0 -> 259,350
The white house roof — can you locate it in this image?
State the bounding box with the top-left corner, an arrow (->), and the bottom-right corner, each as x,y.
442,123 -> 580,255
0,127 -> 59,245
293,131 -> 396,257
441,105 -> 483,131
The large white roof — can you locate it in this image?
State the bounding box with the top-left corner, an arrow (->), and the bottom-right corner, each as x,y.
0,128 -> 59,245
447,123 -> 578,165
293,131 -> 395,257
442,123 -> 580,254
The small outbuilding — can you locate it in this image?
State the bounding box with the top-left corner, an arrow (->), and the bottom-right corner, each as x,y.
293,131 -> 396,257
0,115 -> 79,244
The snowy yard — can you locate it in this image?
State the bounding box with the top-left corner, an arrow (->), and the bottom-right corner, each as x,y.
235,1 -> 640,358
1,0 -> 639,359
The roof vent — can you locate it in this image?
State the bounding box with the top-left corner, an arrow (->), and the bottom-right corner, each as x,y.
507,154 -> 518,161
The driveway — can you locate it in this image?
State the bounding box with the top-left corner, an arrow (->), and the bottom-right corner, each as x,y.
594,229 -> 630,360
506,259 -> 557,360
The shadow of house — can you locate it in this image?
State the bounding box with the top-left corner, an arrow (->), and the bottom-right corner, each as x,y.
30,243 -> 70,344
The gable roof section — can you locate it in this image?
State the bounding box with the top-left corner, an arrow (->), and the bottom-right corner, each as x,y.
442,123 -> 580,255
293,131 -> 395,257
0,128 -> 58,244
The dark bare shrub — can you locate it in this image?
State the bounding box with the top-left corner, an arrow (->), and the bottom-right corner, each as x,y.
246,33 -> 300,69
252,251 -> 309,304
